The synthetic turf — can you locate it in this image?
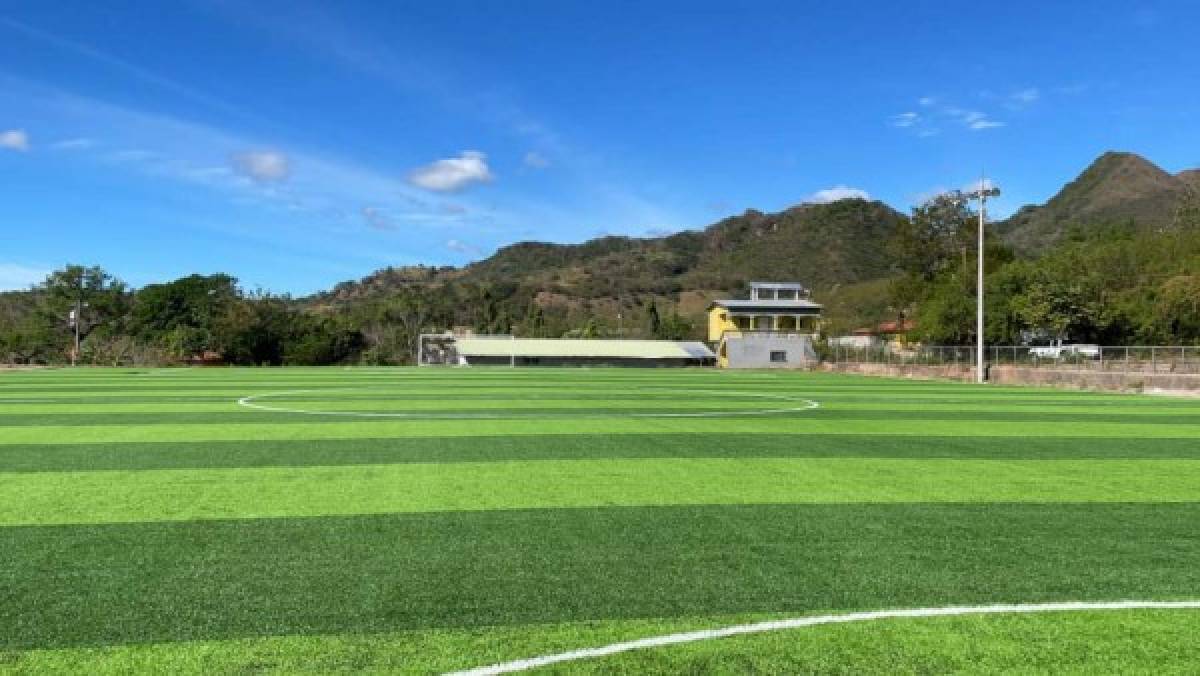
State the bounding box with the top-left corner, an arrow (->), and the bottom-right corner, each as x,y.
3,434 -> 1198,473
3,503 -> 1199,649
1,366 -> 1198,669
6,458 -> 1200,525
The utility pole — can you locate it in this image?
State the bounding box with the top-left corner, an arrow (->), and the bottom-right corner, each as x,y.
70,299 -> 81,367
955,182 -> 1000,384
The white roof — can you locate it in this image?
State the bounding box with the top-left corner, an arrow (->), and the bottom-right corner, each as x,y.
456,338 -> 715,359
711,299 -> 823,311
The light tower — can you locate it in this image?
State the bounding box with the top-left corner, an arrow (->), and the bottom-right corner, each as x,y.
954,182 -> 1000,383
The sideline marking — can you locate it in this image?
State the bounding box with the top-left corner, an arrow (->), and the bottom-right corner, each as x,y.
237,387 -> 820,419
448,600 -> 1200,675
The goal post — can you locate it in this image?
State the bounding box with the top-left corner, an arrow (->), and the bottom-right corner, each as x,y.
417,333 -> 516,366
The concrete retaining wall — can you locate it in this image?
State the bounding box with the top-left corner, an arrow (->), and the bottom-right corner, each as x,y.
819,362 -> 975,382
818,362 -> 1200,394
988,366 -> 1200,394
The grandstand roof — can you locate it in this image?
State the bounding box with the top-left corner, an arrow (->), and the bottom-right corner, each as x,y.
709,299 -> 823,312
455,338 -> 715,359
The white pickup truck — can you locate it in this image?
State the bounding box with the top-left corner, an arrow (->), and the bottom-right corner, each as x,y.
1029,344 -> 1101,360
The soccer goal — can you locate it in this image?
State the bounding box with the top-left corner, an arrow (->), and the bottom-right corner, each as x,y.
417,333 -> 516,366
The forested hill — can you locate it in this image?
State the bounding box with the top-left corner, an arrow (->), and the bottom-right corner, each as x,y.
5,150 -> 1200,366
315,198 -> 907,306
997,152 -> 1200,254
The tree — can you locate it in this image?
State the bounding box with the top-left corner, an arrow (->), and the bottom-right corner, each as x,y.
646,300 -> 662,337
131,273 -> 238,358
36,265 -> 131,363
1154,275 -> 1200,342
890,195 -> 976,284
657,311 -> 693,341
521,300 -> 546,337
1011,273 -> 1098,343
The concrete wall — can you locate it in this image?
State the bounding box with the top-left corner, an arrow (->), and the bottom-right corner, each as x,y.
988,366 -> 1200,394
819,362 -> 1200,394
724,335 -> 817,369
819,362 -> 975,381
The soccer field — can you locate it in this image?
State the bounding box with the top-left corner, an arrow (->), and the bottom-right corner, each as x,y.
2,367 -> 1199,673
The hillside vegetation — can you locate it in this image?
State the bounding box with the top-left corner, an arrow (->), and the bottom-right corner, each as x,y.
3,151 -> 1199,365
997,152 -> 1200,254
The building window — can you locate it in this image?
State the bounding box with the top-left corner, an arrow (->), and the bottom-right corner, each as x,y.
770,350 -> 787,363
757,288 -> 775,300
777,289 -> 796,300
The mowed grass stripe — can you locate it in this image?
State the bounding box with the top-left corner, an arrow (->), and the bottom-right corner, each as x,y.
5,458 -> 1200,525
2,503 -> 1198,649
5,410 -> 1198,427
5,435 -> 1199,473
3,398 -> 1195,415
5,610 -> 1200,674
5,417 -> 1199,444
509,609 -> 1200,675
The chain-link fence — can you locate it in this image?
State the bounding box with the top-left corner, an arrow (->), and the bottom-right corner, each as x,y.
823,343 -> 1200,374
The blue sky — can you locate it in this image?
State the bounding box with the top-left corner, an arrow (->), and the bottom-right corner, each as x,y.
2,1 -> 1198,294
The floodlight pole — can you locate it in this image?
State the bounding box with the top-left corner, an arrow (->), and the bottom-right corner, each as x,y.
976,195 -> 985,383
962,184 -> 999,384
73,300 -> 80,367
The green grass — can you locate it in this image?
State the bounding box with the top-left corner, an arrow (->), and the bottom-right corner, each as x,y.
1,367 -> 1198,672
6,611 -> 1199,674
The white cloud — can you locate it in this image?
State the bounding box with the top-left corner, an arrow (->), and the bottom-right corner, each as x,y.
918,96 -> 937,107
109,148 -> 158,163
807,185 -> 870,204
446,238 -> 481,255
0,263 -> 49,290
890,112 -> 920,128
960,111 -> 1004,130
0,129 -> 30,151
523,151 -> 550,169
1011,88 -> 1039,105
408,151 -> 494,192
232,150 -> 290,182
362,207 -> 395,231
968,118 -> 1005,130
50,137 -> 94,150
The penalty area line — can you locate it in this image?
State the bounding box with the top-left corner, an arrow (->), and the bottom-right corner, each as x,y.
446,600 -> 1200,676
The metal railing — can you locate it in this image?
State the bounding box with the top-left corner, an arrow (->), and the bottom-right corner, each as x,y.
823,343 -> 1200,375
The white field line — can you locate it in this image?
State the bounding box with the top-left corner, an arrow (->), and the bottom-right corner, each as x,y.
236,388 -> 819,419
448,600 -> 1200,675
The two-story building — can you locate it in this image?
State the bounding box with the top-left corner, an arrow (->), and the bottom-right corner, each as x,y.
707,282 -> 822,368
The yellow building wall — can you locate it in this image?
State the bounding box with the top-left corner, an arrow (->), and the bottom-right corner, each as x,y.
707,308 -> 738,343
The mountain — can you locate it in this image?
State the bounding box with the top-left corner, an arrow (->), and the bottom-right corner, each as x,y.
1179,169 -> 1200,193
997,152 -> 1198,254
318,198 -> 907,306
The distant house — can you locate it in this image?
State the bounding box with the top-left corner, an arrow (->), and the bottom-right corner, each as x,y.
837,319 -> 915,352
706,282 -> 822,368
184,350 -> 225,366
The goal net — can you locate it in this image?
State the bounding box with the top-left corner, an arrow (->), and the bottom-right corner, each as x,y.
417,333 -> 515,366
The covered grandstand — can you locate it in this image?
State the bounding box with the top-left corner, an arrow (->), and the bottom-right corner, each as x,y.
419,335 -> 716,367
